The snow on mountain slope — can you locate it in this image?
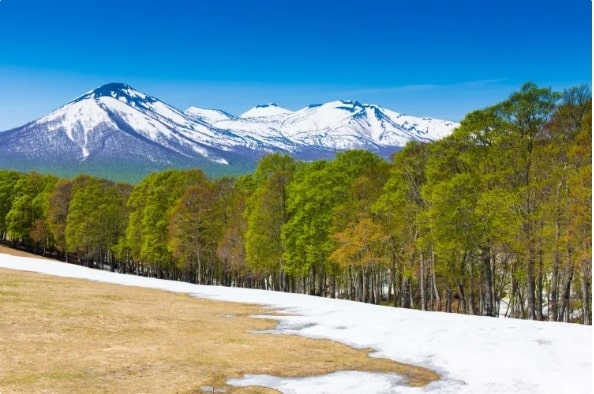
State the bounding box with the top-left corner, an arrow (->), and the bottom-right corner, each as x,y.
22,83 -> 258,164
84,83 -> 250,155
280,100 -> 457,146
42,96 -> 118,159
4,83 -> 458,158
381,107 -> 455,140
212,100 -> 459,152
0,82 -> 459,181
240,103 -> 294,118
185,107 -> 235,123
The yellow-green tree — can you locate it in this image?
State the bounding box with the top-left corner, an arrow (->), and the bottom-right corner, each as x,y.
5,171 -> 57,249
168,177 -> 218,284
245,154 -> 297,290
0,170 -> 22,240
65,176 -> 131,269
124,169 -> 207,278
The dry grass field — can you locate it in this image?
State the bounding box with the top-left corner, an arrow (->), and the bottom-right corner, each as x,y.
0,247 -> 439,393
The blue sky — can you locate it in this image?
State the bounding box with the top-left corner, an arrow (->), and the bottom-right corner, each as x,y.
0,0 -> 591,130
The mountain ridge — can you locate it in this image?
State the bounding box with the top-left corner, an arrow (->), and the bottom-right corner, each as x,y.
0,82 -> 459,182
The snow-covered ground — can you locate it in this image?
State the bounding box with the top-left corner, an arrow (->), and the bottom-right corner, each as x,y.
0,253 -> 591,394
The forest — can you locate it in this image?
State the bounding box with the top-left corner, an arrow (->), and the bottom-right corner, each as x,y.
0,83 -> 591,324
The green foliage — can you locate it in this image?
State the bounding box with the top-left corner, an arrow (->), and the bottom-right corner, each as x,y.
168,178 -> 222,283
65,176 -> 130,264
216,175 -> 255,282
5,172 -> 57,245
0,170 -> 22,238
124,169 -> 208,272
46,179 -> 75,252
283,151 -> 390,297
244,154 -> 297,287
282,160 -> 339,278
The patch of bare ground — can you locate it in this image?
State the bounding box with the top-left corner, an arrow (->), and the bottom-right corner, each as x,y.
0,244 -> 50,259
0,264 -> 439,393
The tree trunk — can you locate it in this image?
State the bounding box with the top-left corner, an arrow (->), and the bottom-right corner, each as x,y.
480,247 -> 495,317
536,248 -> 544,321
457,282 -> 467,314
401,276 -> 411,308
580,259 -> 591,325
526,252 -> 537,320
431,248 -> 441,311
550,220 -> 561,321
392,258 -> 398,307
467,260 -> 477,315
419,251 -> 426,311
561,266 -> 573,322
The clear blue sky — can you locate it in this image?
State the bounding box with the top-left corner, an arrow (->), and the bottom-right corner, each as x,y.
0,0 -> 591,130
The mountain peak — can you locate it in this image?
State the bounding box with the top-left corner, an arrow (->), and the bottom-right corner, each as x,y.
240,103 -> 293,118
100,82 -> 131,89
331,100 -> 382,110
76,82 -> 153,105
339,99 -> 364,106
320,100 -> 370,114
89,82 -> 134,97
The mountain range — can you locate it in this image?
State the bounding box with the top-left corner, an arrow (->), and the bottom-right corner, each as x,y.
0,83 -> 459,182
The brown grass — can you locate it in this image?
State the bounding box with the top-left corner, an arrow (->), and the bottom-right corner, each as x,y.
0,252 -> 439,393
0,244 -> 49,259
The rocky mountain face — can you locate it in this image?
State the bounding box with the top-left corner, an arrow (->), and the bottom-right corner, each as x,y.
0,83 -> 459,182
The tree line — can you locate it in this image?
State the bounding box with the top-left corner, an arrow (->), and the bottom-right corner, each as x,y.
0,83 -> 590,324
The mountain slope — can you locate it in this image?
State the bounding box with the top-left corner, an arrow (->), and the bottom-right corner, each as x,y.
0,83 -> 459,182
185,107 -> 236,123
209,99 -> 458,159
0,83 -> 257,181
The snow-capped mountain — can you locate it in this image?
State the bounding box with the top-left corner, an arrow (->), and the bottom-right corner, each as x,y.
0,83 -> 459,182
0,83 -> 257,181
13,82 -> 250,163
212,100 -> 457,157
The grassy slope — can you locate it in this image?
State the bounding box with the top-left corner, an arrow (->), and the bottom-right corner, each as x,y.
0,249 -> 438,393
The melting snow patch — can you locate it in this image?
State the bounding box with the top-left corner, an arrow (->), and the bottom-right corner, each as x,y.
227,371 -> 407,394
